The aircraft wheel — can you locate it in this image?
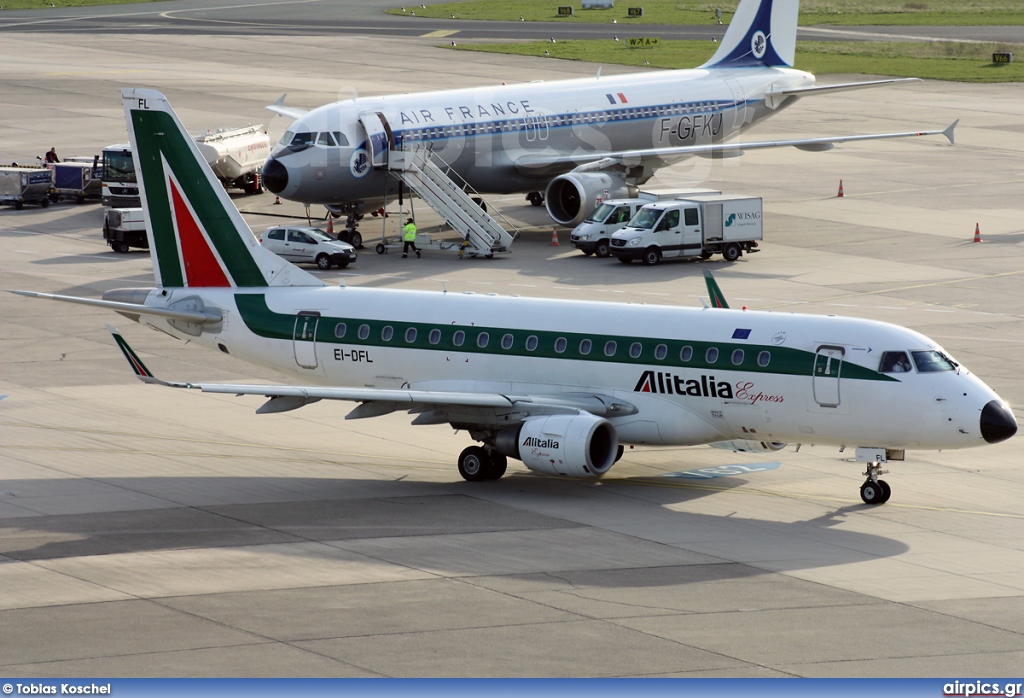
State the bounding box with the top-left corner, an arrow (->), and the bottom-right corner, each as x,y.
350,231 -> 363,249
458,445 -> 489,482
316,254 -> 332,270
642,247 -> 660,266
375,243 -> 386,255
722,243 -> 741,262
485,451 -> 507,480
527,191 -> 544,207
471,196 -> 487,212
860,480 -> 886,505
877,479 -> 892,503
614,444 -> 624,463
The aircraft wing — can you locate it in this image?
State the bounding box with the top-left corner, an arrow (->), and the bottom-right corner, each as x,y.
266,93 -> 308,120
108,327 -> 637,420
515,120 -> 957,171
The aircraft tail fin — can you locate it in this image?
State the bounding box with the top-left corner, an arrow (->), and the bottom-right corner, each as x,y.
700,0 -> 798,69
121,88 -> 323,289
703,269 -> 730,309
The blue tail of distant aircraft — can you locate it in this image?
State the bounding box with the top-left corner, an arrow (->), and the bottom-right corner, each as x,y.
701,0 -> 798,69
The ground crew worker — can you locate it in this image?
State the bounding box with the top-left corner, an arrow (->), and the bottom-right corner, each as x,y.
44,147 -> 60,163
402,217 -> 420,258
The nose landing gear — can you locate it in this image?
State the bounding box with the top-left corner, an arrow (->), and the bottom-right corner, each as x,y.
860,462 -> 891,505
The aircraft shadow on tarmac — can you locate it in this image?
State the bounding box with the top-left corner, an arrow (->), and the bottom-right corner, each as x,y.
0,475 -> 908,584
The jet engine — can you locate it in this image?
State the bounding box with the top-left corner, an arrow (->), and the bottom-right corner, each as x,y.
710,440 -> 787,454
494,414 -> 618,478
545,172 -> 635,227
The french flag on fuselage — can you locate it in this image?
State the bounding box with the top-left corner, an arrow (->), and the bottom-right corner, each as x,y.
605,93 -> 628,105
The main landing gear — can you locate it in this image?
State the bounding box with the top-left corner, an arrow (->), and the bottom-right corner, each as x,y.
859,462 -> 891,505
458,445 -> 508,482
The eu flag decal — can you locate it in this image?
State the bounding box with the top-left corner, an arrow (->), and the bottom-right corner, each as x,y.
732,328 -> 752,339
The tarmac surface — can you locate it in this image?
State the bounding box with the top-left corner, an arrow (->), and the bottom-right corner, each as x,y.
2,25 -> 1024,678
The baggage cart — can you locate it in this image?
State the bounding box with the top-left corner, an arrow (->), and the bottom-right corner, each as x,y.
0,167 -> 54,209
50,162 -> 101,203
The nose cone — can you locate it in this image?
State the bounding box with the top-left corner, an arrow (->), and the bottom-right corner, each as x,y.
262,157 -> 288,195
981,400 -> 1017,444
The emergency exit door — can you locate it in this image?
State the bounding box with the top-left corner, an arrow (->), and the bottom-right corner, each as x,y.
293,312 -> 320,370
360,111 -> 393,169
813,345 -> 844,407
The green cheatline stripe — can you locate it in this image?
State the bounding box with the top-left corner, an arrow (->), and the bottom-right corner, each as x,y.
234,294 -> 896,382
129,109 -> 267,287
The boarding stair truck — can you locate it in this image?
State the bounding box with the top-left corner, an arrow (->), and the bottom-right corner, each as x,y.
609,193 -> 763,266
570,188 -> 720,258
103,207 -> 148,253
0,166 -> 54,209
193,125 -> 271,194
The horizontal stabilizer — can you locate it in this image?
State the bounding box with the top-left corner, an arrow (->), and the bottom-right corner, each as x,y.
266,93 -> 308,120
8,290 -> 222,323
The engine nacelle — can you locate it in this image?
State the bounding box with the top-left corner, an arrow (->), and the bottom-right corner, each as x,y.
710,440 -> 788,454
495,414 -> 618,478
545,172 -> 634,227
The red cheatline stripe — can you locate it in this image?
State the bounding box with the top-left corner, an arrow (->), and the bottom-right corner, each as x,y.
617,92 -> 628,103
169,179 -> 232,287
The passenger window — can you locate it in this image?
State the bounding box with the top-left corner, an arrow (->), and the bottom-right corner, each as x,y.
879,351 -> 913,373
428,329 -> 441,345
684,208 -> 699,226
501,334 -> 514,350
757,351 -> 770,367
655,344 -> 667,360
316,132 -> 336,146
526,335 -> 538,351
453,330 -> 465,347
579,339 -> 592,355
333,132 -> 350,146
604,340 -> 617,357
629,342 -> 642,359
680,346 -> 693,362
334,323 -> 346,339
357,324 -> 370,340
405,328 -> 417,343
731,349 -> 744,365
381,326 -> 393,341
706,347 -> 719,363
267,229 -> 284,241
477,332 -> 489,348
912,350 -> 955,372
554,337 -> 567,353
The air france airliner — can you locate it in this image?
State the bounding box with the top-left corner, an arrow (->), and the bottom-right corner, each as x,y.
262,0 -> 955,227
11,88 -> 1015,505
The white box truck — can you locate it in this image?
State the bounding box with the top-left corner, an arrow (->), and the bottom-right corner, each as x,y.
609,194 -> 762,265
569,188 -> 719,258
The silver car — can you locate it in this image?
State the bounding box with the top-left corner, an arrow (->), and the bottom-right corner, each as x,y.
260,225 -> 357,270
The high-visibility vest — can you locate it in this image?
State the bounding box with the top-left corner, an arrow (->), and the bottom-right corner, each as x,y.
403,223 -> 417,241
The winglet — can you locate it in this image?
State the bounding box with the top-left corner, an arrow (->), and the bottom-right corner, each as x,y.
943,119 -> 958,145
703,269 -> 730,309
266,93 -> 309,120
107,325 -> 162,385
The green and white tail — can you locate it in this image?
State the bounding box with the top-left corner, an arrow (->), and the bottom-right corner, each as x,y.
122,88 -> 323,289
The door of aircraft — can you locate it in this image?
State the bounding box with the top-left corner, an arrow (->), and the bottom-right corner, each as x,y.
812,345 -> 844,407
724,78 -> 747,130
359,111 -> 393,169
293,312 -> 320,370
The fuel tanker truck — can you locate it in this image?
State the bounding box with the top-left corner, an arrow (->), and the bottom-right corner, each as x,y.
102,125 -> 271,206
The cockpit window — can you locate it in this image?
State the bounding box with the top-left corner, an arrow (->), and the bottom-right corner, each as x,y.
879,351 -> 913,373
289,132 -> 315,147
316,132 -> 336,146
912,350 -> 956,373
278,130 -> 294,146
333,131 -> 349,146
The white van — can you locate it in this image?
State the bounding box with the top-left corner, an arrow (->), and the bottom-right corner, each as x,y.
260,225 -> 357,269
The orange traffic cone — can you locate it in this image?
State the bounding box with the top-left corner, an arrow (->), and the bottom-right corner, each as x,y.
973,222 -> 982,243
837,180 -> 845,198
550,227 -> 560,246
326,217 -> 335,237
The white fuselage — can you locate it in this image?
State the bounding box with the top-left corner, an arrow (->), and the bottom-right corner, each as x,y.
137,284 -> 1002,452
264,67 -> 812,205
